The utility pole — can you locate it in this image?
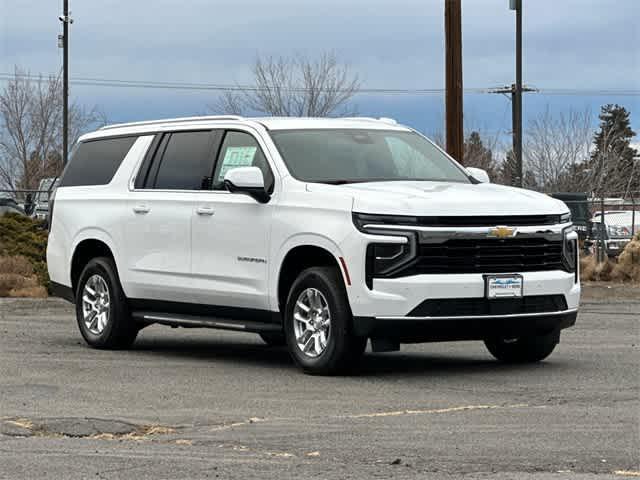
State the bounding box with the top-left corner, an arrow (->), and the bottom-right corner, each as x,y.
511,0 -> 523,186
489,1 -> 534,187
59,1 -> 72,165
445,0 -> 463,164
489,83 -> 537,186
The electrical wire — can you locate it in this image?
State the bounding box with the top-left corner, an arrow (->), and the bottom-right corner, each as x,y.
0,71 -> 638,96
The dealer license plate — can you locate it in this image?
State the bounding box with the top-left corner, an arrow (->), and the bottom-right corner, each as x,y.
485,275 -> 523,299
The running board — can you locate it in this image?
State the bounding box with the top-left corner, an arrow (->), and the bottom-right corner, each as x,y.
132,311 -> 282,334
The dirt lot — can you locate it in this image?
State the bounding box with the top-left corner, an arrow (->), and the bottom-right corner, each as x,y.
1,286 -> 638,479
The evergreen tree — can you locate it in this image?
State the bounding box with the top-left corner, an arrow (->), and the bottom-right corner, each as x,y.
499,149 -> 519,186
589,104 -> 637,193
463,131 -> 498,181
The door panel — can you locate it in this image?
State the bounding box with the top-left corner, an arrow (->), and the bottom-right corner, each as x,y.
124,192 -> 195,302
122,129 -> 220,302
191,129 -> 275,311
190,192 -> 273,310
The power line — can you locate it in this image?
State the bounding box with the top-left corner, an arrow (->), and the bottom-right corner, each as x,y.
0,71 -> 638,96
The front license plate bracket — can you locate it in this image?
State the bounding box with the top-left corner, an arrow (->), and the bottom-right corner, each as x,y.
485,274 -> 523,299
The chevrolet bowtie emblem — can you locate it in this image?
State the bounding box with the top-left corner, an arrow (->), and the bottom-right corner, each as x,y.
488,226 -> 517,238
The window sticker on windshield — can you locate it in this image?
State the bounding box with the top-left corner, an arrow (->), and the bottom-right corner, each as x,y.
218,146 -> 257,180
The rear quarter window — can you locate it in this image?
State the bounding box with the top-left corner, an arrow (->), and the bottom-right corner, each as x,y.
59,136 -> 138,187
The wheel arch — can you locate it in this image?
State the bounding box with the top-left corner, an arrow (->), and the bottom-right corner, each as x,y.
70,230 -> 119,294
274,237 -> 349,313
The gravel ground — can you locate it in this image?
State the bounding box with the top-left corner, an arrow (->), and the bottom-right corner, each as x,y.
0,286 -> 638,479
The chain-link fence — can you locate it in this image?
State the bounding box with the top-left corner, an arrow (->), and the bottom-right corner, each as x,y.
585,192 -> 639,262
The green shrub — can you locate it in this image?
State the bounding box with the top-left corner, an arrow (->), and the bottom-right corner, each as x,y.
0,213 -> 49,291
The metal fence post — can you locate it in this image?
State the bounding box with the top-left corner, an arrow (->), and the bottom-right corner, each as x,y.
598,196 -> 606,263
632,194 -> 636,238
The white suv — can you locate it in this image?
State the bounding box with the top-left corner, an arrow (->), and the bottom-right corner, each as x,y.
47,115 -> 580,374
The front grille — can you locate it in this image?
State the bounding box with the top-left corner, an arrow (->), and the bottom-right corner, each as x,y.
401,237 -> 564,275
408,295 -> 568,317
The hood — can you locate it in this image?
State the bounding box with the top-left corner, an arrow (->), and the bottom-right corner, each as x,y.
306,181 -> 568,217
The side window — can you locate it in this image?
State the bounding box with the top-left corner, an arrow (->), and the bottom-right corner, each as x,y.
134,134 -> 162,189
213,131 -> 274,192
60,136 -> 138,187
152,131 -> 216,190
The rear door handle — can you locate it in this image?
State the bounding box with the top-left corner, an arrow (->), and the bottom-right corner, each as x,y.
196,206 -> 215,216
133,204 -> 150,214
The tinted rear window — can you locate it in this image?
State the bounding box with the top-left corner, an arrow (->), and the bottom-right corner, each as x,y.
60,136 -> 137,187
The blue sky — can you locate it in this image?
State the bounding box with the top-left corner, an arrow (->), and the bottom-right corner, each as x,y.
1,0 -> 638,150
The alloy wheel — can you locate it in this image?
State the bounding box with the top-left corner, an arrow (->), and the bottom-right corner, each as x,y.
292,288 -> 332,358
82,274 -> 110,335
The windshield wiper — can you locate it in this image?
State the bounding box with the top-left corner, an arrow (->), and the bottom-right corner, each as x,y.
317,178 -> 400,185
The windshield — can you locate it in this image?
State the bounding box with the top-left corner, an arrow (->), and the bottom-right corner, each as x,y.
270,129 -> 470,184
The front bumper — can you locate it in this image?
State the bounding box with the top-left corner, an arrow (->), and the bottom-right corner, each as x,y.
348,270 -> 580,341
605,239 -> 630,257
350,270 -> 580,318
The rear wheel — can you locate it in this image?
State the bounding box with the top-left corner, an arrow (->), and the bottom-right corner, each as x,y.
284,266 -> 366,375
484,331 -> 559,363
75,257 -> 138,349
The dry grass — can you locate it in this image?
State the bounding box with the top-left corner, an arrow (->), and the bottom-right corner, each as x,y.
581,233 -> 640,283
611,234 -> 640,282
580,255 -> 615,281
0,255 -> 34,276
0,255 -> 48,297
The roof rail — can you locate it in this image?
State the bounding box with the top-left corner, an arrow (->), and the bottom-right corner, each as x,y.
341,116 -> 398,125
342,117 -> 382,122
377,117 -> 398,125
100,115 -> 244,131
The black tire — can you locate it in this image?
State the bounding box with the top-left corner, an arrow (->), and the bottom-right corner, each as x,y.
284,266 -> 366,375
259,332 -> 286,346
75,257 -> 138,349
484,330 -> 560,363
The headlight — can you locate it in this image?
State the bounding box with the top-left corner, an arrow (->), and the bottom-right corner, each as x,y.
562,226 -> 577,277
352,212 -> 419,230
560,212 -> 572,224
365,239 -> 417,289
354,213 -> 419,289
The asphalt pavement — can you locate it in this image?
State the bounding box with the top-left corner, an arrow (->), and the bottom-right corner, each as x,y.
1,286 -> 638,479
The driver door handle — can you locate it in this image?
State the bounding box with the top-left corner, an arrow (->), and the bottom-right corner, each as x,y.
196,206 -> 215,216
132,204 -> 150,214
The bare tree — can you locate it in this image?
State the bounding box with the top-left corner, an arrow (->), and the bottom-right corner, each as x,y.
523,106 -> 592,192
429,129 -> 445,149
214,52 -> 360,117
0,67 -> 105,190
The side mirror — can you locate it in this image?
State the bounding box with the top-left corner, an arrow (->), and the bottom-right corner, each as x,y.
466,167 -> 491,183
224,166 -> 270,203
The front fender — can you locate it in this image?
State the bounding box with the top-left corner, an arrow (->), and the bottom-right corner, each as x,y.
269,233 -> 347,311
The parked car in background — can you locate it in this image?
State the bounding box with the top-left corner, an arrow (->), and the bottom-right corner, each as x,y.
0,192 -> 24,216
550,193 -> 590,240
590,210 -> 639,257
31,177 -> 59,222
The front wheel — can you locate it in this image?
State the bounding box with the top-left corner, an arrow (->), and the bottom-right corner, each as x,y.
484,331 -> 559,363
284,267 -> 366,375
